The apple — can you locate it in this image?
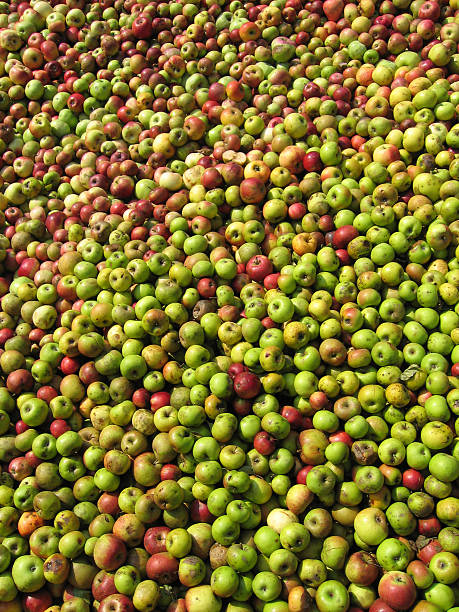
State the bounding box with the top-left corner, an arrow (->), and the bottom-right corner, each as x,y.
185,585 -> 222,612
0,1 -> 458,609
378,572 -> 417,611
316,579 -> 350,612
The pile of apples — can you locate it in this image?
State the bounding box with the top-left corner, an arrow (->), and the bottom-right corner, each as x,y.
0,0 -> 458,612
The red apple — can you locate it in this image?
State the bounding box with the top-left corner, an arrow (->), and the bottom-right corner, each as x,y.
233,371 -> 262,399
144,526 -> 170,555
402,469 -> 424,491
246,255 -> 273,282
418,517 -> 441,538
22,591 -> 52,612
254,431 -> 276,455
146,552 -> 179,585
92,570 -> 118,602
418,539 -> 443,564
378,572 -> 417,611
332,225 -> 359,249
